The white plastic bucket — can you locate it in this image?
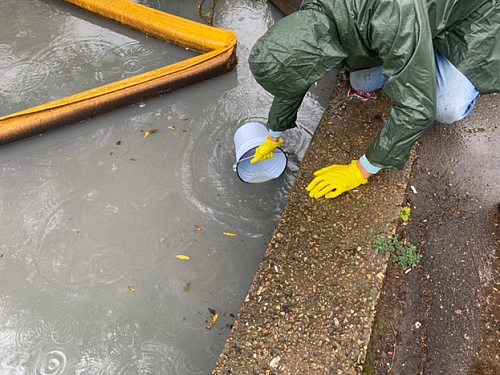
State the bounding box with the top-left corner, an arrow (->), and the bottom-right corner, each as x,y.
232,122 -> 287,183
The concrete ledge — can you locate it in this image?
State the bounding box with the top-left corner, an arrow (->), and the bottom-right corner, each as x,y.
213,76 -> 412,374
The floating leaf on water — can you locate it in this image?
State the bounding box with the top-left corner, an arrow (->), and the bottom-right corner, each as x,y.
223,91 -> 230,98
128,286 -> 136,292
143,128 -> 159,139
194,224 -> 204,231
207,313 -> 218,329
176,255 -> 190,260
223,232 -> 237,237
167,126 -> 175,130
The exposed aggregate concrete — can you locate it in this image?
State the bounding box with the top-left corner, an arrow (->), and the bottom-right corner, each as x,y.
214,77 -> 412,374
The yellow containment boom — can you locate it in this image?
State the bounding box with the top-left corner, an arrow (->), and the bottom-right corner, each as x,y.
0,0 -> 237,146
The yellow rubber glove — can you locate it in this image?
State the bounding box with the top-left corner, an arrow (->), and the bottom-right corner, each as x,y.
306,160 -> 368,199
250,136 -> 283,164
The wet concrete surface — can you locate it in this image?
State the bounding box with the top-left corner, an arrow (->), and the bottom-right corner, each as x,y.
366,93 -> 500,375
0,1 -> 335,374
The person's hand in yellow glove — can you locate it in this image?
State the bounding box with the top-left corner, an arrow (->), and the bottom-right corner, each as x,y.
250,135 -> 283,164
306,160 -> 369,199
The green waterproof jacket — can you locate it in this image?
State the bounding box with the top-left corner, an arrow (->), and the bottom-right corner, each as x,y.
249,0 -> 500,169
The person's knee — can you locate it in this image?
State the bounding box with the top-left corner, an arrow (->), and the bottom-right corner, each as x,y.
434,51 -> 479,124
435,96 -> 478,124
435,106 -> 466,124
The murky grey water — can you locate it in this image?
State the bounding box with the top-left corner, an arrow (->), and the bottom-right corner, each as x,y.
0,0 -> 335,373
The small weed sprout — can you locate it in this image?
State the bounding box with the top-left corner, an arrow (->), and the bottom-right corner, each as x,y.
399,206 -> 411,222
371,235 -> 393,257
370,234 -> 422,270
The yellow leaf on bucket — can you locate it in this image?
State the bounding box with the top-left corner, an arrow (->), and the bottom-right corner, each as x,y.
176,255 -> 190,260
223,232 -> 237,237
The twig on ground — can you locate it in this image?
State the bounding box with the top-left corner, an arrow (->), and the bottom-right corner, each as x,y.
387,320 -> 397,373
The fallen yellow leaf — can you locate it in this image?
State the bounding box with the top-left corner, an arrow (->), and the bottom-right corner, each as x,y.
223,232 -> 237,237
128,286 -> 136,292
160,237 -> 165,242
167,126 -> 176,130
143,128 -> 158,139
207,313 -> 218,329
176,255 -> 190,260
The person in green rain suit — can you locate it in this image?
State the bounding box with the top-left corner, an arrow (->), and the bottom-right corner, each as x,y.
249,0 -> 500,199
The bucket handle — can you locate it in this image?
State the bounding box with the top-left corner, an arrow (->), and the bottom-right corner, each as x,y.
232,154 -> 255,172
231,148 -> 286,172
